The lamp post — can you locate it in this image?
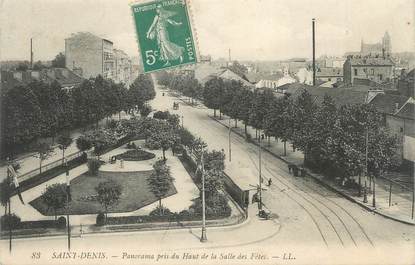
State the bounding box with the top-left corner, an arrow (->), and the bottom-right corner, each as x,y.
6,160 -> 12,253
200,148 -> 207,242
65,159 -> 71,250
258,131 -> 263,212
228,118 -> 232,162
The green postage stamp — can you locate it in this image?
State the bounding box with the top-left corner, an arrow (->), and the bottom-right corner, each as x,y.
131,0 -> 198,73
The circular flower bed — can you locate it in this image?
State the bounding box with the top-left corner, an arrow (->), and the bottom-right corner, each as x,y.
115,149 -> 155,161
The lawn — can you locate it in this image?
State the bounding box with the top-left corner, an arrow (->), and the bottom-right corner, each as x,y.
30,170 -> 177,215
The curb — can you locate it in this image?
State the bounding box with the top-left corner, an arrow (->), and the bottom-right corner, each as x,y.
209,116 -> 415,226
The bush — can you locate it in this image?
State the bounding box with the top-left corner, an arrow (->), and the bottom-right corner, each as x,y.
153,111 -> 169,120
126,142 -> 137,149
56,216 -> 66,229
140,104 -> 152,117
0,214 -> 21,230
115,149 -> 155,161
149,205 -> 172,217
189,193 -> 231,218
245,133 -> 252,142
76,136 -> 92,152
88,158 -> 102,175
106,119 -> 118,130
96,212 -> 105,226
172,144 -> 183,155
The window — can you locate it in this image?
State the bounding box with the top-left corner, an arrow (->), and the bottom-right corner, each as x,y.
371,69 -> 374,75
379,74 -> 383,81
354,69 -> 358,75
400,127 -> 404,133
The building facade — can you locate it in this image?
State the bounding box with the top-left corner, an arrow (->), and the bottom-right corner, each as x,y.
343,56 -> 394,85
398,69 -> 415,98
114,49 -> 132,87
65,32 -> 115,79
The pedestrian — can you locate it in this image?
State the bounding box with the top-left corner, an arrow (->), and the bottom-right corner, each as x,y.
268,178 -> 272,186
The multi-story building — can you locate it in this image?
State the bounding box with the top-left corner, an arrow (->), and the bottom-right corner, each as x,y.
343,56 -> 394,85
114,49 -> 132,87
65,32 -> 115,79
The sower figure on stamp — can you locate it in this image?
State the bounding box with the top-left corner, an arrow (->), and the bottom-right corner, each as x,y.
146,5 -> 184,67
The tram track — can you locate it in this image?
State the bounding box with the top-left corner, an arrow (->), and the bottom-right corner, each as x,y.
238,135 -> 374,248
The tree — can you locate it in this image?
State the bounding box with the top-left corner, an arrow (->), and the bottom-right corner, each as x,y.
178,127 -> 195,148
203,77 -> 224,117
2,83 -> 42,156
52,52 -> 65,68
236,88 -> 253,137
57,134 -> 73,164
95,180 -> 122,222
128,74 -> 156,110
248,89 -> 274,138
76,136 -> 93,152
290,89 -> 318,159
41,183 -> 68,220
182,76 -> 202,104
33,61 -> 46,70
33,142 -> 53,174
203,150 -> 225,171
204,169 -> 224,200
0,179 -> 12,215
145,120 -> 178,160
16,62 -> 29,71
147,159 -> 174,214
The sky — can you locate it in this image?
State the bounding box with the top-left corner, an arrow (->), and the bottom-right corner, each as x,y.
0,0 -> 413,61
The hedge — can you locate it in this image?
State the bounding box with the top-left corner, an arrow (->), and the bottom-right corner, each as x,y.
11,153 -> 87,195
115,149 -> 155,161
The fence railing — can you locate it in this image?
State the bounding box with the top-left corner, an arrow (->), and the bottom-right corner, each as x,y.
18,151 -> 83,183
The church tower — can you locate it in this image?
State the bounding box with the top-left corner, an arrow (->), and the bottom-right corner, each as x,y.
382,31 -> 391,55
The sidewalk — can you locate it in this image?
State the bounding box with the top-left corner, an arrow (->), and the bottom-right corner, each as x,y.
0,141 -> 199,226
211,115 -> 415,225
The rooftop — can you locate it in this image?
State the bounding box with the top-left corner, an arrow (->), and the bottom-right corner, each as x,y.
245,72 -> 284,83
316,67 -> 343,77
370,93 -> 409,114
396,101 -> 415,120
347,56 -> 394,66
277,83 -> 377,107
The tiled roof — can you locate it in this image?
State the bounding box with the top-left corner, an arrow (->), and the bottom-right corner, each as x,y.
1,68 -> 83,90
396,102 -> 415,120
370,93 -> 409,114
245,72 -> 284,83
40,68 -> 83,87
278,83 -> 370,106
348,57 -> 394,66
316,67 -> 343,77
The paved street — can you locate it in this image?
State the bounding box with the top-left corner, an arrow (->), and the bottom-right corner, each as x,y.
1,83 -> 414,265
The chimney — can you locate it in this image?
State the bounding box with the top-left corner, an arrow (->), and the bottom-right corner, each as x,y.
30,38 -> 33,69
312,18 -> 316,86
